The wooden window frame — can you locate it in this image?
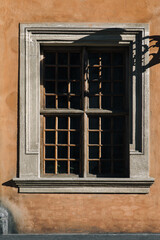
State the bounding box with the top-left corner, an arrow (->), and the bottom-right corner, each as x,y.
14,23 -> 154,193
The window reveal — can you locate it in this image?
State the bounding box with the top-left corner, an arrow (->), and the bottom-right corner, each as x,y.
41,47 -> 128,177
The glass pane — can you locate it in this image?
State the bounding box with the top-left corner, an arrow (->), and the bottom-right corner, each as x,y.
101,160 -> 111,175
45,67 -> 55,80
89,53 -> 99,65
70,146 -> 79,159
70,67 -> 80,81
101,117 -> 111,130
45,81 -> 55,94
58,96 -> 68,108
58,67 -> 68,80
89,146 -> 99,159
101,68 -> 111,81
70,161 -> 79,174
102,96 -> 111,109
58,53 -> 68,65
58,146 -> 68,158
113,117 -> 124,130
89,132 -> 99,144
46,116 -> 55,129
45,146 -> 55,158
89,81 -> 99,94
113,132 -> 124,144
70,132 -> 80,144
58,161 -> 68,173
70,81 -> 80,94
70,117 -> 80,129
89,161 -> 99,174
46,96 -> 55,108
89,96 -> 99,108
113,67 -> 123,80
89,68 -> 99,81
113,53 -> 123,66
45,52 -> 56,65
101,82 -> 111,94
113,96 -> 123,110
58,131 -> 68,144
70,96 -> 80,109
45,131 -> 55,144
101,146 -> 111,159
70,53 -> 80,65
113,146 -> 123,159
101,132 -> 111,144
113,82 -> 124,94
58,117 -> 68,129
89,117 -> 99,129
101,53 -> 111,65
57,81 -> 68,94
45,161 -> 55,173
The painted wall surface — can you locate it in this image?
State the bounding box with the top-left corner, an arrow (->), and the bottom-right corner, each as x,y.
0,0 -> 160,234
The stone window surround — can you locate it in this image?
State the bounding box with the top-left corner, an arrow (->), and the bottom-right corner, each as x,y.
13,23 -> 154,193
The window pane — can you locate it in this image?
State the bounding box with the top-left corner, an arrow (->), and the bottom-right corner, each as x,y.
46,116 -> 55,129
114,160 -> 124,175
45,131 -> 55,144
89,117 -> 99,129
113,146 -> 123,159
89,68 -> 99,81
113,96 -> 123,110
89,161 -> 99,174
70,67 -> 80,80
70,132 -> 80,144
89,53 -> 99,65
89,96 -> 99,108
58,117 -> 68,129
70,53 -> 80,65
57,81 -> 68,94
70,146 -> 80,159
70,161 -> 79,174
58,53 -> 68,65
58,96 -> 68,108
45,161 -> 55,173
101,160 -> 111,175
102,96 -> 111,109
70,96 -> 80,109
45,146 -> 55,158
89,146 -> 99,159
45,52 -> 56,65
113,132 -> 124,144
58,146 -> 68,158
101,68 -> 111,81
101,82 -> 111,94
70,117 -> 80,129
58,67 -> 68,80
58,131 -> 68,144
113,82 -> 124,94
89,132 -> 99,144
113,117 -> 124,130
113,53 -> 123,66
70,81 -> 80,94
45,67 -> 55,80
45,81 -> 55,94
113,67 -> 123,80
101,117 -> 111,130
89,81 -> 99,94
101,53 -> 111,65
101,146 -> 111,159
101,132 -> 111,145
46,96 -> 55,108
58,161 -> 68,173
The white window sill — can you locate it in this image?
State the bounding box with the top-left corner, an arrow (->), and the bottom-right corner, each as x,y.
13,177 -> 154,194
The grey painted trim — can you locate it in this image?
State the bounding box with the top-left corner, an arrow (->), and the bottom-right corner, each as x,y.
16,23 -> 153,193
0,208 -> 8,235
1,234 -> 160,239
13,177 -> 154,193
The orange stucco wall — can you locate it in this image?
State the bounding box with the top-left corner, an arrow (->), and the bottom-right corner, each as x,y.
1,0 -> 160,233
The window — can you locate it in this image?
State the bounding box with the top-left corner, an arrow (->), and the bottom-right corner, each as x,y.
14,23 -> 154,193
41,47 -> 128,178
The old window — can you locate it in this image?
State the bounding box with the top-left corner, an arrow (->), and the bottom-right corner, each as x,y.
41,47 -> 129,177
14,23 -> 154,193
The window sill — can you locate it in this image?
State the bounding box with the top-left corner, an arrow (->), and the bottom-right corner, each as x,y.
13,177 -> 154,194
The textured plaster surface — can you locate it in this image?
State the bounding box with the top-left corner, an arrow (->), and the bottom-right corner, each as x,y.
0,0 -> 160,234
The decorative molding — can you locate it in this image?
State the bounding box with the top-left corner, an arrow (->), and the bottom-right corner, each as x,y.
13,177 -> 154,193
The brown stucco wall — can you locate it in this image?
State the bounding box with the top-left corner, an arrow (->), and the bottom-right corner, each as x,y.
0,0 -> 160,234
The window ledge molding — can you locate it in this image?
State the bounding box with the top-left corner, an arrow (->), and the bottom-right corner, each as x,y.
13,177 -> 154,194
